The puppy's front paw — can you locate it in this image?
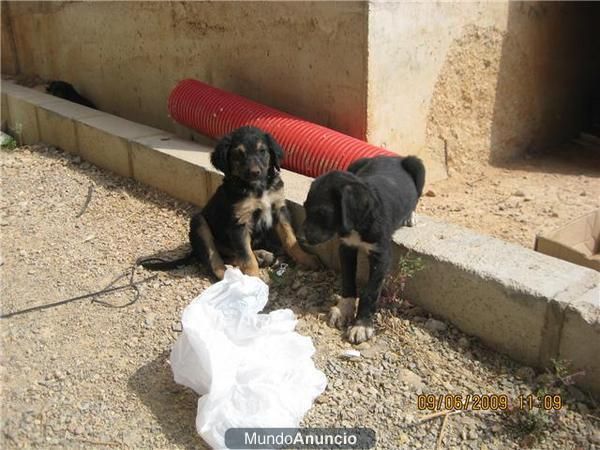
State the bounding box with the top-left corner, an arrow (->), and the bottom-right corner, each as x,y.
346,321 -> 375,344
254,250 -> 276,267
328,296 -> 356,329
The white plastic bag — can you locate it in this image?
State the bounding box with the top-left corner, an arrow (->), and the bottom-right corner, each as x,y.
170,268 -> 327,449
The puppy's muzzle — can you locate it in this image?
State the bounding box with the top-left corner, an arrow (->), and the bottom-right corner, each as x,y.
246,167 -> 261,180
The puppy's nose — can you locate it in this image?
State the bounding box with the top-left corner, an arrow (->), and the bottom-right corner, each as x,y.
249,167 -> 261,178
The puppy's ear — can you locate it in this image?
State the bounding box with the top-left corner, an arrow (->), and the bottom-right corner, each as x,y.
264,133 -> 284,171
339,184 -> 355,235
211,133 -> 232,174
339,183 -> 372,235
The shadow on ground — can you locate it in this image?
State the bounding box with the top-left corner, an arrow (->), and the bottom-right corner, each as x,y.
128,350 -> 210,450
501,144 -> 600,177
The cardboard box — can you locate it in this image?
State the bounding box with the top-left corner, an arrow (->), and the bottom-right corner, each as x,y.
535,209 -> 600,271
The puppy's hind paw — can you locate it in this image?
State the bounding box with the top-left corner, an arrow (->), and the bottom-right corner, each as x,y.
346,322 -> 375,344
328,297 -> 356,329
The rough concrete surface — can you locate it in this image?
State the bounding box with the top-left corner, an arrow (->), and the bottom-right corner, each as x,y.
395,215 -> 600,393
130,134 -> 214,207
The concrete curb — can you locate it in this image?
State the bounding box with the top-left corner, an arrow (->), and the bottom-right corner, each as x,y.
2,80 -> 598,394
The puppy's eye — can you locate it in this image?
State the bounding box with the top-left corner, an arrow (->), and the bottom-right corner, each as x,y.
259,147 -> 267,154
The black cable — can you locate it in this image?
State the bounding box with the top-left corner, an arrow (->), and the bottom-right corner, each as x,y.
0,264 -> 157,319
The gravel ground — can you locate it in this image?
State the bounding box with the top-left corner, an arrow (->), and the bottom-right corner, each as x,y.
1,145 -> 599,449
418,145 -> 600,249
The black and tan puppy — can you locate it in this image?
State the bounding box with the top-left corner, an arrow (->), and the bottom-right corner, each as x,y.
142,126 -> 320,279
302,156 -> 425,343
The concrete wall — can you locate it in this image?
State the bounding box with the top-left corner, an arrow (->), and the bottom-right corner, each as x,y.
2,1 -> 368,139
366,1 -> 508,180
367,1 -> 599,180
2,1 -> 598,182
1,2 -> 19,75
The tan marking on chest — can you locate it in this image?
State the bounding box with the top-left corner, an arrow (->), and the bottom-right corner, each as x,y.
340,230 -> 376,253
233,187 -> 286,228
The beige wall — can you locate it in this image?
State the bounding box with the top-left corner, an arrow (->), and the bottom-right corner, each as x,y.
3,1 -> 598,182
1,2 -> 19,75
366,1 -> 509,180
3,1 -> 368,139
367,1 -> 599,180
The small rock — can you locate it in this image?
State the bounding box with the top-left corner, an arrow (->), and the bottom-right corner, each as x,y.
340,349 -> 361,360
513,190 -> 526,197
355,342 -> 371,350
468,429 -> 478,440
398,432 -> 409,445
403,413 -> 416,425
424,318 -> 447,333
425,189 -> 436,197
398,368 -> 424,391
144,314 -> 156,328
315,394 -> 328,404
580,191 -> 587,197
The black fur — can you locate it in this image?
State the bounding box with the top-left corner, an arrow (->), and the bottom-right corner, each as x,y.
46,81 -> 96,109
302,156 -> 426,342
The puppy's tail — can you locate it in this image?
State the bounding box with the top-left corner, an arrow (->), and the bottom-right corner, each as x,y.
137,254 -> 194,271
401,156 -> 426,197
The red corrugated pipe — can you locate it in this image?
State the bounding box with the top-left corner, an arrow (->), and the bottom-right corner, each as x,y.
168,79 -> 396,178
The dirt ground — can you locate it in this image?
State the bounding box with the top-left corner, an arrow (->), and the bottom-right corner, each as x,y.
418,144 -> 600,249
1,145 -> 599,450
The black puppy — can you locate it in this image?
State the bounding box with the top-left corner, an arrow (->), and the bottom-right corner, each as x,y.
46,81 -> 96,109
302,156 -> 425,343
142,126 -> 320,279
